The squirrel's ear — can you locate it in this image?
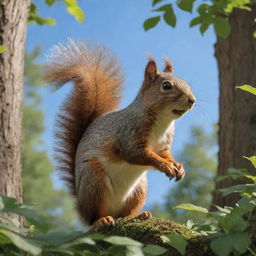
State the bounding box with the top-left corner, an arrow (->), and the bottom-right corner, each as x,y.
163,57 -> 174,74
145,59 -> 158,80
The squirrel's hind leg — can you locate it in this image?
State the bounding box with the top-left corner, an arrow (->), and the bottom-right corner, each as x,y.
120,175 -> 147,218
76,157 -> 109,226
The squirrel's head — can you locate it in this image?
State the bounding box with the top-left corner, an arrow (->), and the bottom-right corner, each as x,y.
139,58 -> 196,119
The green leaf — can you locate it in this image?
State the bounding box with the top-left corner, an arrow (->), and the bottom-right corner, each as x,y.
213,210 -> 248,233
161,234 -> 188,256
213,17 -> 231,38
238,197 -> 256,210
211,235 -> 232,256
190,17 -> 201,27
175,203 -> 209,214
211,232 -> 251,256
152,0 -> 164,6
216,168 -> 253,182
0,196 -> 17,210
163,5 -> 176,27
44,18 -> 56,25
143,16 -> 161,31
34,231 -> 83,246
200,23 -> 210,35
64,0 -> 78,7
127,245 -> 144,256
197,4 -> 209,15
0,229 -> 41,255
0,233 -> 10,245
107,245 -> 127,256
219,184 -> 256,197
232,232 -> 251,253
177,0 -> 195,12
143,244 -> 167,255
45,0 -> 56,6
244,155 -> 256,168
153,4 -> 171,12
104,236 -> 143,247
253,31 -> 256,38
67,6 -> 85,23
0,196 -> 45,230
0,45 -> 6,53
236,85 -> 256,96
60,237 -> 96,248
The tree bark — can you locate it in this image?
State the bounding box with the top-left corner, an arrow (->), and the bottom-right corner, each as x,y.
0,0 -> 31,203
213,7 -> 256,207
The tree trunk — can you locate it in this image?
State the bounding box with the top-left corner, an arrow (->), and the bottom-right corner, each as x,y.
213,7 -> 256,207
0,0 -> 31,203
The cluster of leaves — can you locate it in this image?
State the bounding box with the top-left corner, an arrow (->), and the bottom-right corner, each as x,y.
29,0 -> 85,26
144,0 -> 255,38
175,164 -> 256,256
0,195 -> 174,256
1,163 -> 254,256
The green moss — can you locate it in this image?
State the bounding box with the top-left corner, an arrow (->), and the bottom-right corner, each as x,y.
89,217 -> 213,255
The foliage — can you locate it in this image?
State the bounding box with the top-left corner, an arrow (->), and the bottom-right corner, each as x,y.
161,234 -> 188,255
23,47 -> 77,230
151,126 -> 216,223
174,165 -> 256,256
144,0 -> 256,38
29,0 -> 85,26
0,195 -> 171,256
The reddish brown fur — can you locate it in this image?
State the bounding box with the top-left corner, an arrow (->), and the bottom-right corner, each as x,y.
44,42 -> 123,196
77,157 -> 108,225
116,108 -> 176,178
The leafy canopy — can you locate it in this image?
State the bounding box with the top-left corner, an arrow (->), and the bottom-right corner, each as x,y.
29,0 -> 85,26
144,0 -> 256,38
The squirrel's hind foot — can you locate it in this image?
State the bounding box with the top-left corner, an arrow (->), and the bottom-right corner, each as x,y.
93,216 -> 115,228
135,211 -> 152,220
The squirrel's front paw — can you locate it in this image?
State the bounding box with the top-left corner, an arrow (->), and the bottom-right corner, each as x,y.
160,161 -> 177,179
172,161 -> 185,182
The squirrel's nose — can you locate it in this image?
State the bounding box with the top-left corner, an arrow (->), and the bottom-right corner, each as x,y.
188,95 -> 196,106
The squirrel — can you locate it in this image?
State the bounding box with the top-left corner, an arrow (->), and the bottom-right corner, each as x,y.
44,40 -> 196,228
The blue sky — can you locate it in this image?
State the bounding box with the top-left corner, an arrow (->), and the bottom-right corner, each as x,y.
26,0 -> 218,208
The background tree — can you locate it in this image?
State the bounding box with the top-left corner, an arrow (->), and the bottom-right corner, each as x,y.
144,1 -> 256,207
151,126 -> 217,223
23,48 -> 78,230
0,0 -> 32,203
0,0 -> 84,204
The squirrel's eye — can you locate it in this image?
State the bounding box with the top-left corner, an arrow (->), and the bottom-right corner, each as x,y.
162,81 -> 174,90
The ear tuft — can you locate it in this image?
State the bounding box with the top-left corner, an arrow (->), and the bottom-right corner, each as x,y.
145,58 -> 158,80
163,57 -> 174,74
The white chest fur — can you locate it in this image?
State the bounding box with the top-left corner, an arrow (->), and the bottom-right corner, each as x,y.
148,107 -> 175,150
103,160 -> 147,217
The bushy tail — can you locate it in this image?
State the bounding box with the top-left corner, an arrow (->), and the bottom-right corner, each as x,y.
44,40 -> 123,196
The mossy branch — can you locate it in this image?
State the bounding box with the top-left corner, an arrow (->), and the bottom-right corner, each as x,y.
89,217 -> 213,256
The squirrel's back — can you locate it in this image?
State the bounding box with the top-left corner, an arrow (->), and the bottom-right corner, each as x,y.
44,40 -> 123,196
